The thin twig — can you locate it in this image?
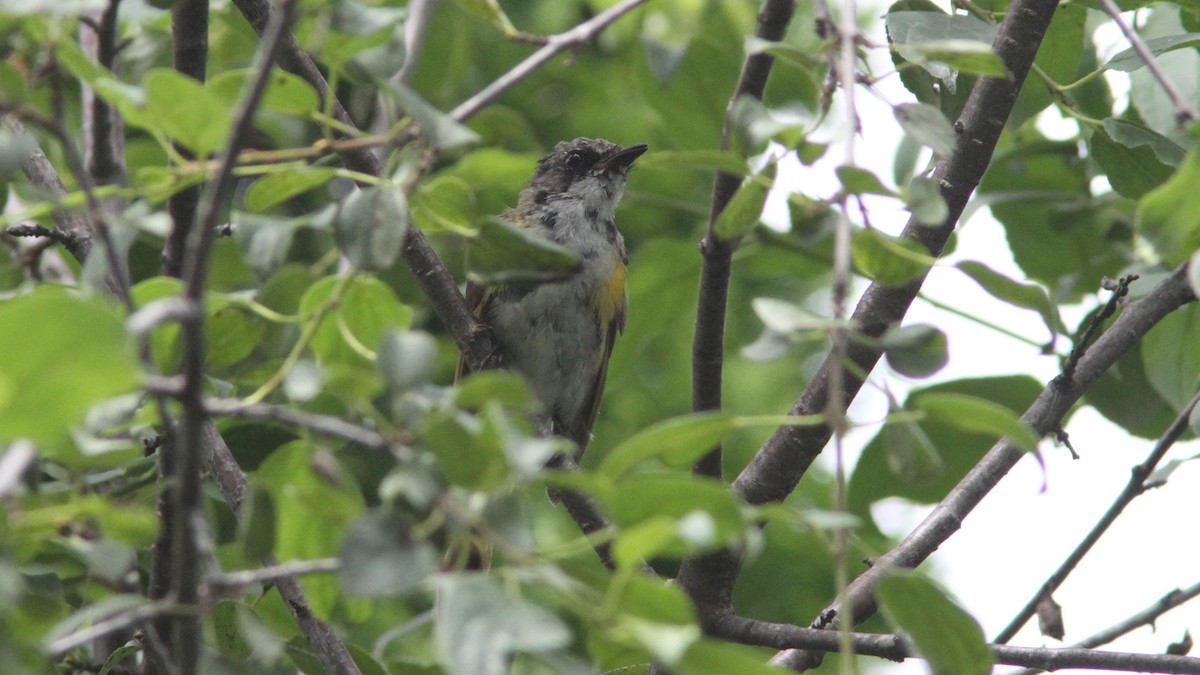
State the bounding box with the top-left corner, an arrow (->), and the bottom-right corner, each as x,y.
6,115 -> 93,264
994,388 -> 1200,644
393,0 -> 437,86
1095,0 -> 1199,127
447,0 -> 648,123
707,613 -> 1200,674
8,107 -> 130,301
1008,580 -> 1200,675
203,398 -> 395,452
207,558 -> 341,594
45,600 -> 189,656
1058,274 -> 1136,385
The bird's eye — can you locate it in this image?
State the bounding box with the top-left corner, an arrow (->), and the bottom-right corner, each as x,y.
565,152 -> 585,170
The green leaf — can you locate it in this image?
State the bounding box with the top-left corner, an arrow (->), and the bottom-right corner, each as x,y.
244,168 -> 337,213
435,576 -> 571,675
339,509 -> 437,597
377,329 -> 438,393
208,68 -> 320,117
385,82 -> 480,151
334,185 -> 410,271
883,413 -> 943,484
878,572 -> 993,675
1141,304 -> 1200,412
0,126 -> 37,178
979,140 -> 1121,300
955,260 -> 1066,337
467,217 -> 581,285
851,228 -> 934,285
411,175 -> 478,234
1009,4 -> 1085,129
599,414 -> 739,479
421,409 -> 508,490
143,68 -> 231,156
897,39 -> 1008,77
680,639 -> 790,675
611,572 -> 697,625
1105,32 -> 1200,71
641,0 -> 705,82
886,2 -> 976,118
206,302 -> 265,370
453,0 -> 520,36
1137,145 -> 1200,265
1085,341 -> 1177,439
605,474 -> 744,550
836,165 -> 895,196
0,288 -> 137,451
894,102 -> 956,156
906,176 -> 949,226
256,441 -> 364,616
1089,119 -> 1180,199
751,297 -> 840,333
917,392 -> 1040,452
238,484 -> 276,563
713,165 -> 773,239
234,212 -> 304,278
300,275 -> 413,366
880,324 -> 948,378
455,371 -> 538,413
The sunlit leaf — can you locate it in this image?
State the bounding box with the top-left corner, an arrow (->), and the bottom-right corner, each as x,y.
0,289 -> 137,451
878,572 -> 993,675
917,392 -> 1040,452
1105,32 -> 1200,71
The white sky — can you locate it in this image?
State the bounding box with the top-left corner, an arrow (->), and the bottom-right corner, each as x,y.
770,10 -> 1200,671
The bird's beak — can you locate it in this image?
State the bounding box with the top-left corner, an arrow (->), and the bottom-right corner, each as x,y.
605,144 -> 648,171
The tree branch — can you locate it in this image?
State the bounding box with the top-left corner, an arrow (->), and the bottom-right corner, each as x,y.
772,265 -> 1197,669
170,4 -> 294,670
708,614 -> 1200,674
163,0 -> 209,277
675,0 -> 1061,626
691,0 -> 795,484
8,110 -> 128,300
994,387 -> 1200,643
80,0 -> 126,188
203,398 -> 395,451
1009,580 -> 1200,675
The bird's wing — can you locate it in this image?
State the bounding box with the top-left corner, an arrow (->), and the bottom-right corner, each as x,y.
559,286 -> 626,456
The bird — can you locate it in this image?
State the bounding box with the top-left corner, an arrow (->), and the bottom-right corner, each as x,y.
457,138 -> 647,460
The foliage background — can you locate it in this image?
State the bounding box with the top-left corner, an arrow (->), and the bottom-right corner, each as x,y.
1,0 -> 1199,673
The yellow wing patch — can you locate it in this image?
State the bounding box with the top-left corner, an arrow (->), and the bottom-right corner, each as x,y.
592,261 -> 627,326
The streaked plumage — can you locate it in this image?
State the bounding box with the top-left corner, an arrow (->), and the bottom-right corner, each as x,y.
458,138 -> 646,456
